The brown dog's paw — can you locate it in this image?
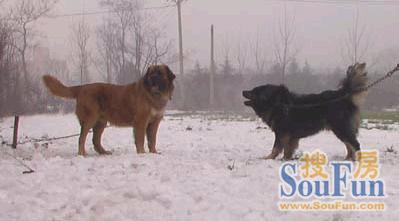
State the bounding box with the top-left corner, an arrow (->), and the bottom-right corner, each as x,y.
149,148 -> 161,154
136,150 -> 146,154
101,150 -> 112,155
78,151 -> 88,157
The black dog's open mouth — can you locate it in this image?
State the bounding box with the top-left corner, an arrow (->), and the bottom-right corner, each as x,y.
244,100 -> 253,106
242,91 -> 253,106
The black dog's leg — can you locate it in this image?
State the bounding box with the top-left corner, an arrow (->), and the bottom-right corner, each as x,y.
331,126 -> 361,161
263,134 -> 284,160
345,136 -> 361,160
283,138 -> 299,160
344,142 -> 355,161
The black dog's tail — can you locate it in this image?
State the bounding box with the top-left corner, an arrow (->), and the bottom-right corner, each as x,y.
340,63 -> 368,106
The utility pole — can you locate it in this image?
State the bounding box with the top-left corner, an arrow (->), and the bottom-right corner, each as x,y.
81,0 -> 85,84
176,0 -> 185,107
209,25 -> 215,109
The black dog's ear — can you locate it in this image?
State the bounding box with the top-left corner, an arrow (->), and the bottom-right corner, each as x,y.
259,85 -> 281,102
347,63 -> 357,76
273,85 -> 290,104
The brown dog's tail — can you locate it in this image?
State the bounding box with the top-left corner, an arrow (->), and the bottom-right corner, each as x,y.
42,75 -> 80,99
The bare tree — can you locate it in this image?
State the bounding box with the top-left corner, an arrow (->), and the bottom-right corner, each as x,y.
250,30 -> 268,74
0,4 -> 6,66
99,0 -> 139,82
0,18 -> 15,115
151,30 -> 172,65
96,19 -> 117,83
1,4 -> 23,115
341,5 -> 372,65
219,34 -> 231,66
131,10 -> 145,75
137,4 -> 175,69
9,0 -> 58,86
70,19 -> 91,84
98,0 -> 173,83
0,21 -> 9,64
236,40 -> 248,74
6,0 -> 58,113
133,25 -> 173,75
273,4 -> 298,84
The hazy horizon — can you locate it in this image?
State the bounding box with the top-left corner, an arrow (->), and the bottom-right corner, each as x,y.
33,0 -> 399,72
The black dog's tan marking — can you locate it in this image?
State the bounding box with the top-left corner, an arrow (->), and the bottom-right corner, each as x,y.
243,63 -> 368,161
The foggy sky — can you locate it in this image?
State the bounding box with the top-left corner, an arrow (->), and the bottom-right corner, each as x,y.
38,0 -> 399,71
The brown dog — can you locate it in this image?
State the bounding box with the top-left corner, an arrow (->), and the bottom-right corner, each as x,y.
43,64 -> 175,156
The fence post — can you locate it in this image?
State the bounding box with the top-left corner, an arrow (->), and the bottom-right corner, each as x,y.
12,115 -> 19,149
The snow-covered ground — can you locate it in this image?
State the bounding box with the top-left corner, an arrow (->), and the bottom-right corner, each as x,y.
0,112 -> 398,221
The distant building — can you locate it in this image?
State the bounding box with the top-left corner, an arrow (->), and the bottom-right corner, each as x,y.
29,46 -> 69,83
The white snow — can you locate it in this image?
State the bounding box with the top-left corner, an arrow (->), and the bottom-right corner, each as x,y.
0,112 -> 398,221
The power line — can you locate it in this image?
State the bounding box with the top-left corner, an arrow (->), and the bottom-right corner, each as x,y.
272,0 -> 399,5
48,4 -> 175,18
42,0 -> 399,19
156,6 -> 176,27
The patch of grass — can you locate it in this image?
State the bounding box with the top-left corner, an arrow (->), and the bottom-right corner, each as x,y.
166,111 -> 399,130
361,111 -> 399,123
361,111 -> 399,130
165,111 -> 258,122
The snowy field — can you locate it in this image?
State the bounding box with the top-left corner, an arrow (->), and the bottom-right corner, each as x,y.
1,112 -> 399,221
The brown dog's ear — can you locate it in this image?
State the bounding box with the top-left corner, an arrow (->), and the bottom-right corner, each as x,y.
165,65 -> 176,81
144,66 -> 153,87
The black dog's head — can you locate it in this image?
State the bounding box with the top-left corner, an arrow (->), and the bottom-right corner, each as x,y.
243,85 -> 289,115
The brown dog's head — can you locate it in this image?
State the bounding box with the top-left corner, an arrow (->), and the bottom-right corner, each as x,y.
144,64 -> 176,100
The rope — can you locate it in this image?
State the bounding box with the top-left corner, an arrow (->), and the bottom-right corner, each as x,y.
360,63 -> 399,92
282,63 -> 399,109
1,149 -> 35,174
3,132 -> 84,146
2,128 -> 102,146
16,133 -> 84,145
1,127 -> 108,174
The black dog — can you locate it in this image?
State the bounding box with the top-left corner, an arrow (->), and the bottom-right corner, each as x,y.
243,63 -> 368,160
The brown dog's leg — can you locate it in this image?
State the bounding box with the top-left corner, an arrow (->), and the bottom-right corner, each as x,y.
92,121 -> 112,155
146,118 -> 162,153
76,102 -> 99,156
263,134 -> 283,160
283,138 -> 299,160
134,122 -> 147,154
78,118 -> 97,156
78,127 -> 89,156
